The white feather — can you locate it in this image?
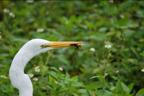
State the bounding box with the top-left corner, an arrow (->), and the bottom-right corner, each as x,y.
9,39 -> 51,96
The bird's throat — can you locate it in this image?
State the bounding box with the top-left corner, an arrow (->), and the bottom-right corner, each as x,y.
9,49 -> 34,96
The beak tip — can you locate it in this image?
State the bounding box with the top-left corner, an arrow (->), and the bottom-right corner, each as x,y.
70,42 -> 83,48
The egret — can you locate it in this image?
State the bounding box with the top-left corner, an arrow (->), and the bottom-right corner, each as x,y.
9,39 -> 82,96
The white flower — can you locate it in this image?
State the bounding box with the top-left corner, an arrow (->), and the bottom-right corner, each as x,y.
0,35 -> 2,39
59,67 -> 63,71
33,77 -> 38,81
26,0 -> 34,3
3,9 -> 15,18
0,32 -> 1,39
104,42 -> 112,49
120,14 -> 125,19
90,48 -> 95,52
104,73 -> 108,76
36,28 -> 44,33
28,73 -> 34,78
9,12 -> 15,18
3,8 -> 10,13
34,66 -> 40,73
141,68 -> 144,72
41,1 -> 48,3
109,0 -> 114,3
116,70 -> 119,73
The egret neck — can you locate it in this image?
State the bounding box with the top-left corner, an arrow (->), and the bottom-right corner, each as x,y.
9,39 -> 82,96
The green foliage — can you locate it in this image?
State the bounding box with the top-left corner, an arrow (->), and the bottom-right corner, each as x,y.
0,0 -> 144,96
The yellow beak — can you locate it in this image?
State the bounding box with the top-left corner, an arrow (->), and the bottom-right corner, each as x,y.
41,41 -> 82,48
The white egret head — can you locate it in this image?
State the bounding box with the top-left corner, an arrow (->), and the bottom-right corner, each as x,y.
21,39 -> 82,56
9,39 -> 82,96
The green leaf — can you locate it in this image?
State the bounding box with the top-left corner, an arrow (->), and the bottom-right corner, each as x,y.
136,89 -> 144,96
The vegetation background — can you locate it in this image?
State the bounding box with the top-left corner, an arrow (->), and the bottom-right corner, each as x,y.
0,0 -> 144,96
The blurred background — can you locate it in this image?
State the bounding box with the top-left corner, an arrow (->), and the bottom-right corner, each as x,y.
0,0 -> 144,96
